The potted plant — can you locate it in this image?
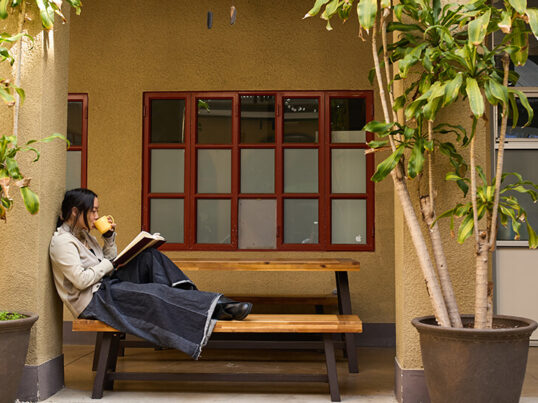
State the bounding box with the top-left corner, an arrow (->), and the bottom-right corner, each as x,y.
306,0 -> 538,401
1,1 -> 79,402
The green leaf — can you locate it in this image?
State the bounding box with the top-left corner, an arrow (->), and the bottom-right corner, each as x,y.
486,78 -> 508,106
457,214 -> 475,244
508,88 -> 534,127
527,222 -> 538,248
508,0 -> 527,15
386,22 -> 423,32
465,77 -> 484,117
393,95 -> 406,111
498,10 -> 512,34
371,145 -> 405,182
35,0 -> 55,30
304,0 -> 331,18
368,140 -> 389,149
0,86 -> 14,105
363,121 -> 394,134
468,9 -> 490,46
380,0 -> 391,9
508,92 -> 519,128
408,138 -> 425,178
0,0 -> 8,19
510,23 -> 529,66
357,0 -> 377,31
443,73 -> 463,106
20,186 -> 39,215
527,9 -> 538,39
446,172 -> 464,181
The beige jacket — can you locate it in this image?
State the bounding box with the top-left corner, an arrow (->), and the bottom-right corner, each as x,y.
49,223 -> 117,317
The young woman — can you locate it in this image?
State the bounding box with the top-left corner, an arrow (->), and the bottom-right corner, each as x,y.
50,188 -> 251,359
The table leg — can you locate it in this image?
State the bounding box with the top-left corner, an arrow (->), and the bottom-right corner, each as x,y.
335,271 -> 359,373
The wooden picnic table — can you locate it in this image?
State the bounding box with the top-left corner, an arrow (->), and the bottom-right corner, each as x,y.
171,257 -> 361,373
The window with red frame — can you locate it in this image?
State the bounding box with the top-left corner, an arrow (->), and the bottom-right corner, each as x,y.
66,94 -> 88,189
142,91 -> 374,251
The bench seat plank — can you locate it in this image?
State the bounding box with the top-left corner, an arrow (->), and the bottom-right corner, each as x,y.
73,314 -> 362,334
170,258 -> 360,272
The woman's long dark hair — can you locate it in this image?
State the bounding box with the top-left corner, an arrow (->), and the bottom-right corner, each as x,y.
56,188 -> 97,230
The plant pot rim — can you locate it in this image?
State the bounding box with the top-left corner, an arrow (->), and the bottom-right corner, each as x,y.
412,314 -> 538,338
0,311 -> 39,334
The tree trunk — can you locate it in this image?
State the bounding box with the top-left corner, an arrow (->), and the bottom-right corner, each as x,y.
474,234 -> 490,328
420,196 -> 463,327
392,170 -> 452,327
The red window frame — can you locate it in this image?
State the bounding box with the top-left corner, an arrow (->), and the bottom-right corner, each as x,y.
142,91 -> 374,251
67,93 -> 88,188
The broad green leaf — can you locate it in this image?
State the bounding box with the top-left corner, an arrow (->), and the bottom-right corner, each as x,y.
508,0 -> 527,14
20,186 -> 39,215
386,22 -> 423,32
486,78 -> 508,106
393,95 -> 406,111
465,77 -> 484,117
498,10 -> 512,33
0,0 -> 8,19
363,121 -> 394,134
446,172 -> 464,181
408,139 -> 425,178
443,73 -> 463,106
457,179 -> 469,197
66,0 -> 82,14
527,222 -> 538,248
508,92 -> 519,128
371,145 -> 405,182
368,140 -> 389,148
509,88 -> 534,127
457,214 -> 474,244
35,0 -> 55,30
304,0 -> 331,18
357,0 -> 377,31
527,9 -> 538,39
468,9 -> 490,46
511,24 -> 529,66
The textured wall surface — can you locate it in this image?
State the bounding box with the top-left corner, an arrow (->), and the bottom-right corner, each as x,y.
67,0 -> 396,323
0,7 -> 69,366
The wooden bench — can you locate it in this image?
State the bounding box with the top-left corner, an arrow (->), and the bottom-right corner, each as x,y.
73,314 -> 362,402
228,294 -> 338,313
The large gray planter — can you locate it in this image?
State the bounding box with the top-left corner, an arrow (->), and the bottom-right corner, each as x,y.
412,315 -> 537,403
0,312 -> 39,403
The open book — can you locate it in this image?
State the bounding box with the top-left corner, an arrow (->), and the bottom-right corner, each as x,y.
113,231 -> 166,267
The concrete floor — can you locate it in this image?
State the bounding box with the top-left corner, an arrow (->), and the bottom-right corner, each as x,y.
42,345 -> 538,402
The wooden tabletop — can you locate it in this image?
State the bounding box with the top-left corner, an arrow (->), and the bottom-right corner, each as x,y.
171,258 -> 360,272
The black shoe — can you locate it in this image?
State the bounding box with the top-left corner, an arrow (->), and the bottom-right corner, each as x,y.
223,302 -> 252,320
213,302 -> 252,320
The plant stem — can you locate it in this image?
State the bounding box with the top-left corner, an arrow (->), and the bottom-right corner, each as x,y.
421,121 -> 462,327
488,53 -> 510,250
372,18 -> 451,327
381,8 -> 398,124
475,234 -> 490,328
469,117 -> 480,246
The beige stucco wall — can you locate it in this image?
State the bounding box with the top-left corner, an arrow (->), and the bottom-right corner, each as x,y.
0,8 -> 69,365
66,0 -> 395,323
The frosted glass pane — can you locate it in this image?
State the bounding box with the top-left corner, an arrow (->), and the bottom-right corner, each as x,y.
241,95 -> 275,143
241,149 -> 274,193
497,150 -> 538,241
197,99 -> 232,144
198,150 -> 231,193
150,199 -> 184,243
283,98 -> 319,143
197,199 -> 231,244
66,151 -> 81,190
284,199 -> 318,244
151,149 -> 184,193
284,149 -> 318,193
151,99 -> 185,143
332,149 -> 366,193
332,131 -> 366,143
239,199 -> 276,249
67,101 -> 83,146
330,98 -> 367,143
332,199 -> 366,244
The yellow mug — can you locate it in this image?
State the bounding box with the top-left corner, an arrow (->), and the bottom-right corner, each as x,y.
94,215 -> 114,235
